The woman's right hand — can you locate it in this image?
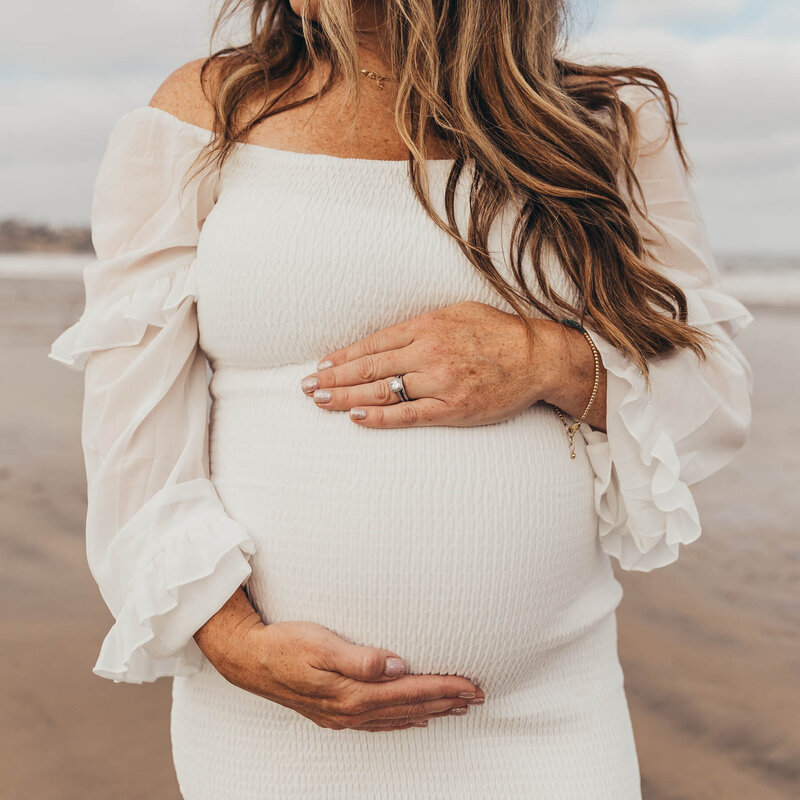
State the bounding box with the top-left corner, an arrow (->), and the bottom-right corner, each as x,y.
229,620 -> 486,731
194,588 -> 485,732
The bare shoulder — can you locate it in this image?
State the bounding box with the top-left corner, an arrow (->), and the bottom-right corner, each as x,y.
148,58 -> 223,131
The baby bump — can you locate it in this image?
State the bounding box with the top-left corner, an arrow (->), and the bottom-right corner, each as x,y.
208,363 -> 612,695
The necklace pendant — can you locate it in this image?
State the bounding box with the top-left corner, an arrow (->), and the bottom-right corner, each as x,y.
360,68 -> 386,90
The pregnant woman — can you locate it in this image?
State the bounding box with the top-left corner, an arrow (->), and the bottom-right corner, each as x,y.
49,0 -> 753,797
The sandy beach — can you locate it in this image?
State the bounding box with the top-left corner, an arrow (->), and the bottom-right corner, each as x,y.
1,275 -> 797,800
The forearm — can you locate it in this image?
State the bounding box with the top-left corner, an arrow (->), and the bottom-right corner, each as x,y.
193,586 -> 265,677
534,319 -> 608,433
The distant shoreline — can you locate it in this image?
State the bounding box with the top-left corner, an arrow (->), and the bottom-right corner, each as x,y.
0,219 -> 92,254
1,219 -> 799,268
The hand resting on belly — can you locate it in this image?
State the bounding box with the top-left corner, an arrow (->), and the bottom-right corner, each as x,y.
300,300 -> 607,434
194,587 -> 486,732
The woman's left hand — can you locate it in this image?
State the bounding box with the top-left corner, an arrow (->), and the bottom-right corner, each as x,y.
299,300 -> 605,430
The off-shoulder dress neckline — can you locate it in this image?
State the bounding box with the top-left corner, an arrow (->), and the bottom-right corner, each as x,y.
140,104 -> 458,168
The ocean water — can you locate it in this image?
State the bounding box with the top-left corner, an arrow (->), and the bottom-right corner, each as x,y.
0,253 -> 90,279
1,252 -> 799,308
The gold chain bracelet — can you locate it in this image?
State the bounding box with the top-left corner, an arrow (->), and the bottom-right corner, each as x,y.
549,318 -> 601,460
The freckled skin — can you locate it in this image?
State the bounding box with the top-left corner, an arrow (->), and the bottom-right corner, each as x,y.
301,300 -> 607,432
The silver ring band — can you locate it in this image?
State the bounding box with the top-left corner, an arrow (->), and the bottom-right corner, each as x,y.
389,374 -> 411,402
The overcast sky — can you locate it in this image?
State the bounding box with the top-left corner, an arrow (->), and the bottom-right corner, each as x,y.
1,0 -> 797,255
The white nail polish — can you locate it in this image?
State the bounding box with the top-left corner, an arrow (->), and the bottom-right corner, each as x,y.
350,408 -> 367,419
313,389 -> 332,402
383,657 -> 406,676
317,359 -> 333,370
300,376 -> 319,392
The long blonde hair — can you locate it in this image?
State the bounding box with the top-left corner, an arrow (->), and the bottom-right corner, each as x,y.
190,0 -> 710,376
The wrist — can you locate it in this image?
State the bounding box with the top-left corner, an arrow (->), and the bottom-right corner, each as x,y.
531,319 -> 600,412
518,318 -> 568,405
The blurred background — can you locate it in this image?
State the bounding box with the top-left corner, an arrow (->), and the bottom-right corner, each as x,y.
1,1 -> 797,798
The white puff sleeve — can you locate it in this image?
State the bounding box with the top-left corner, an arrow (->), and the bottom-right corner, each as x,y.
580,85 -> 754,572
48,107 -> 256,682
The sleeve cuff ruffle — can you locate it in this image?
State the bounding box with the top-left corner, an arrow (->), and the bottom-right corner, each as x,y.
582,374 -> 702,572
581,285 -> 753,572
92,516 -> 257,684
48,258 -> 198,372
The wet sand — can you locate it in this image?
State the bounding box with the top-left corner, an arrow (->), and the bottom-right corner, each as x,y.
0,276 -> 797,800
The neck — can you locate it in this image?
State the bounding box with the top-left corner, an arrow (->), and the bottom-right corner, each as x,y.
352,1 -> 391,66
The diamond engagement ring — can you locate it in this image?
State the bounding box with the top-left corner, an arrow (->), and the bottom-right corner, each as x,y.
389,374 -> 411,402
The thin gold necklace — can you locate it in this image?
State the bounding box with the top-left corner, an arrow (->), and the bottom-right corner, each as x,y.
360,68 -> 392,90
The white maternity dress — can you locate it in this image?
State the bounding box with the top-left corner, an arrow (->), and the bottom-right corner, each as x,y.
49,84 -> 753,799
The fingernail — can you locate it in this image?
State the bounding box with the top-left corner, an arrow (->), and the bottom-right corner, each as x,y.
350,408 -> 367,419
458,692 -> 475,699
384,657 -> 406,677
301,376 -> 319,392
466,697 -> 485,704
313,389 -> 332,403
412,721 -> 428,727
449,706 -> 468,715
317,358 -> 333,370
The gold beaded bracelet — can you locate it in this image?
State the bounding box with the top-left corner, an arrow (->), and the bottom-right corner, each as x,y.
549,318 -> 601,460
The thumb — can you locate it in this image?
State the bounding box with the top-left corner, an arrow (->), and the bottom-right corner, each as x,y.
331,640 -> 408,682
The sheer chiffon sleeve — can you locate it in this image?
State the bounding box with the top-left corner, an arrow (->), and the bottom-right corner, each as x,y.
49,107 -> 256,682
580,85 -> 754,572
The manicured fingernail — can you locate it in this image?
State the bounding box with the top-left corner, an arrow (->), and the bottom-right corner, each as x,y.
313,389 -> 332,403
458,692 -> 475,699
449,706 -> 468,715
467,697 -> 485,704
384,657 -> 406,677
300,376 -> 319,392
350,408 -> 367,419
412,721 -> 428,727
317,358 -> 333,370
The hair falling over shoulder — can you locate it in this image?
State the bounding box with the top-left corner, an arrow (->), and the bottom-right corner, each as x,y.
190,0 -> 711,379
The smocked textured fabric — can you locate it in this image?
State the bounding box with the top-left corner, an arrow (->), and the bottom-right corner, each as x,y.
49,84 -> 753,799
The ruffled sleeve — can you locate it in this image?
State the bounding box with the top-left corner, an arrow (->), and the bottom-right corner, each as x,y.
580,84 -> 754,572
48,107 -> 257,682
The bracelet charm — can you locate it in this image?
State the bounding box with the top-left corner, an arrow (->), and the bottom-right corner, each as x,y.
549,318 -> 601,460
